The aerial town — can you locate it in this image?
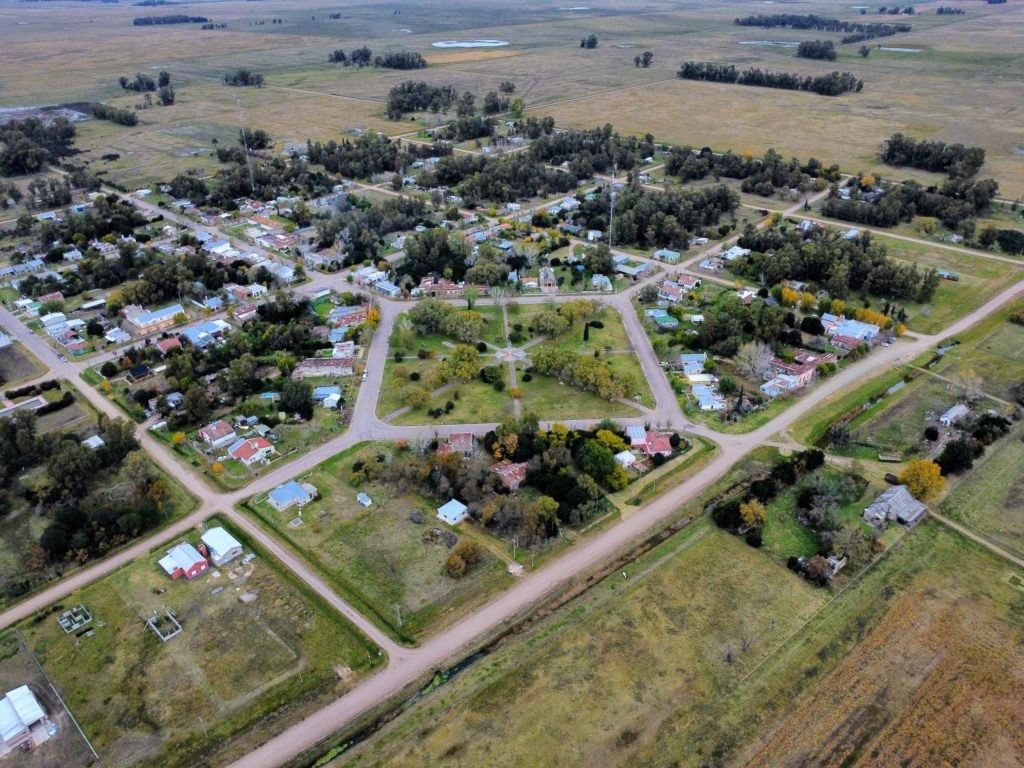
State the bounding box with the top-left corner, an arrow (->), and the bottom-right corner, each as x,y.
0,0 -> 1022,766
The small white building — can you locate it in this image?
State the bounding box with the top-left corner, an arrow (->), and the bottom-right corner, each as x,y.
0,686 -> 47,750
356,492 -> 372,507
437,499 -> 469,525
939,403 -> 969,427
200,527 -> 243,567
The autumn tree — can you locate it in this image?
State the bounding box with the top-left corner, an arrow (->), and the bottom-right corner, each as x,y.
740,499 -> 767,530
899,458 -> 945,500
735,340 -> 774,380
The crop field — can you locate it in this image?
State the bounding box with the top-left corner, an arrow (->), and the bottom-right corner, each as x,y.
941,428 -> 1024,561
246,445 -> 509,641
18,518 -> 380,768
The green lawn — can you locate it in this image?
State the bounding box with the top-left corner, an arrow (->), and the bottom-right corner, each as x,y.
932,315 -> 1024,403
19,516 -> 381,768
518,372 -> 644,420
244,445 -> 511,642
390,376 -> 515,426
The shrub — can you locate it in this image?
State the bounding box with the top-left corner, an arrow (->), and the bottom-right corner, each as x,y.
100,361 -> 118,378
521,372 -> 532,382
409,371 -> 420,381
924,425 -> 939,441
745,531 -> 763,548
476,341 -> 488,352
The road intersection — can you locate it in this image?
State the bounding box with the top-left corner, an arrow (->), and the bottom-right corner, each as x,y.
1,179 -> 1022,768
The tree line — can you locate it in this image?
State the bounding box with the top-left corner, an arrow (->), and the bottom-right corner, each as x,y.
434,115 -> 496,142
386,80 -> 459,118
664,146 -> 840,196
734,13 -> 911,42
328,48 -> 427,69
881,132 -> 985,178
91,103 -> 138,126
223,68 -> 264,87
935,6 -> 964,13
796,40 -> 836,60
424,152 -> 577,205
0,117 -> 76,176
678,61 -> 863,96
822,176 -> 998,229
132,14 -> 209,25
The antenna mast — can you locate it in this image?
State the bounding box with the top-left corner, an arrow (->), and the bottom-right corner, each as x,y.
236,96 -> 257,198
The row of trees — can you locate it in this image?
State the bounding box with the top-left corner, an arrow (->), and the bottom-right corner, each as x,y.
736,224 -> 939,302
881,132 -> 985,178
678,62 -> 863,96
733,13 -> 911,41
327,48 -> 427,69
223,68 -> 264,87
822,176 -> 999,229
796,40 -> 836,60
0,117 -> 76,176
385,81 -> 459,118
118,71 -> 167,92
434,116 -> 495,143
91,104 -> 139,126
132,14 -> 208,25
664,146 -> 841,196
327,46 -> 373,66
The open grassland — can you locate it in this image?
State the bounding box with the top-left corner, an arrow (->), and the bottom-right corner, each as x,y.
941,428 -> 1024,562
343,509 -> 1024,768
245,444 -> 510,642
0,343 -> 45,387
19,517 -> 380,768
934,313 -> 1024,404
1,0 -> 1018,194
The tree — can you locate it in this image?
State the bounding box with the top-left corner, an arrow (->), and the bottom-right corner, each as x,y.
735,340 -> 773,380
281,379 -> 313,419
47,442 -> 97,497
899,458 -> 945,500
580,34 -> 598,49
158,86 -> 175,105
445,539 -> 484,578
641,51 -> 654,67
740,499 -> 767,530
121,450 -> 152,494
462,284 -> 479,310
937,437 -> 976,475
100,361 -> 118,378
182,383 -> 211,424
498,80 -> 516,94
858,45 -> 871,57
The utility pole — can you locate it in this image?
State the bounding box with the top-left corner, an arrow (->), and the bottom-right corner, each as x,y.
236,96 -> 257,198
609,163 -> 617,248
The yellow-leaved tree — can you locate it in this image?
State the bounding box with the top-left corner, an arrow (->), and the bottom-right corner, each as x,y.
899,459 -> 945,500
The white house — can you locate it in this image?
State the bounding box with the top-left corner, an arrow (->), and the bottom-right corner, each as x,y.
0,685 -> 47,750
200,527 -> 243,567
437,499 -> 469,525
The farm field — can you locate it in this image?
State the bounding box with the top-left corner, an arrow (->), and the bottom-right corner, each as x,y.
244,444 -> 509,641
18,518 -> 381,768
940,427 -> 1024,562
343,507 -> 1024,768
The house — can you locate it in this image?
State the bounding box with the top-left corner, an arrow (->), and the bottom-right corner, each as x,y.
721,245 -> 751,261
105,328 -> 131,345
125,303 -> 185,334
591,274 -> 613,292
181,319 -> 232,350
156,337 -> 182,355
653,314 -> 679,331
692,384 -> 726,411
658,280 -> 686,303
82,435 -> 105,451
539,266 -> 558,293
227,437 -> 274,466
418,276 -> 462,297
437,499 -> 469,525
768,350 -> 837,388
126,364 -> 152,383
614,449 -> 637,468
699,258 -> 722,271
653,248 -> 682,263
356,492 -> 372,507
830,334 -> 865,351
437,432 -> 475,457
200,527 -> 243,567
158,542 -> 209,580
312,385 -> 342,403
614,258 -> 650,278
863,485 -> 927,528
760,373 -> 800,399
679,352 -> 707,376
0,685 -> 47,750
843,228 -> 861,240
607,426 -> 637,450
939,403 -> 970,426
641,431 -> 673,457
491,460 -> 529,490
199,419 -> 237,450
268,480 -> 318,512
677,275 -> 701,290
587,229 -> 603,242
520,276 -> 539,291
373,280 -> 401,298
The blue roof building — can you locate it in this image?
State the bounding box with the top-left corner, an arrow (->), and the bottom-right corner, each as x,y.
267,480 -> 317,512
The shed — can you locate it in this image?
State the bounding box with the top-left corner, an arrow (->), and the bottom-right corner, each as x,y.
0,685 -> 46,749
158,542 -> 208,580
82,435 -> 105,451
939,403 -> 969,426
356,492 -> 372,507
437,499 -> 469,525
200,527 -> 243,567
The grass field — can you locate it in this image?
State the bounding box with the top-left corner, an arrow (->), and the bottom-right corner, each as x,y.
245,444 -> 510,641
0,343 -> 45,387
941,427 -> 1024,561
343,505 -> 1024,768
933,313 -> 1024,403
19,517 -> 380,768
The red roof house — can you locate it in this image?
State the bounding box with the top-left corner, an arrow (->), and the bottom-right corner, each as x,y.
491,460 -> 529,489
227,437 -> 274,466
642,432 -> 673,457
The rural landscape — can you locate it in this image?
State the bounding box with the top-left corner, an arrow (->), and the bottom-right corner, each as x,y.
0,0 -> 1022,766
